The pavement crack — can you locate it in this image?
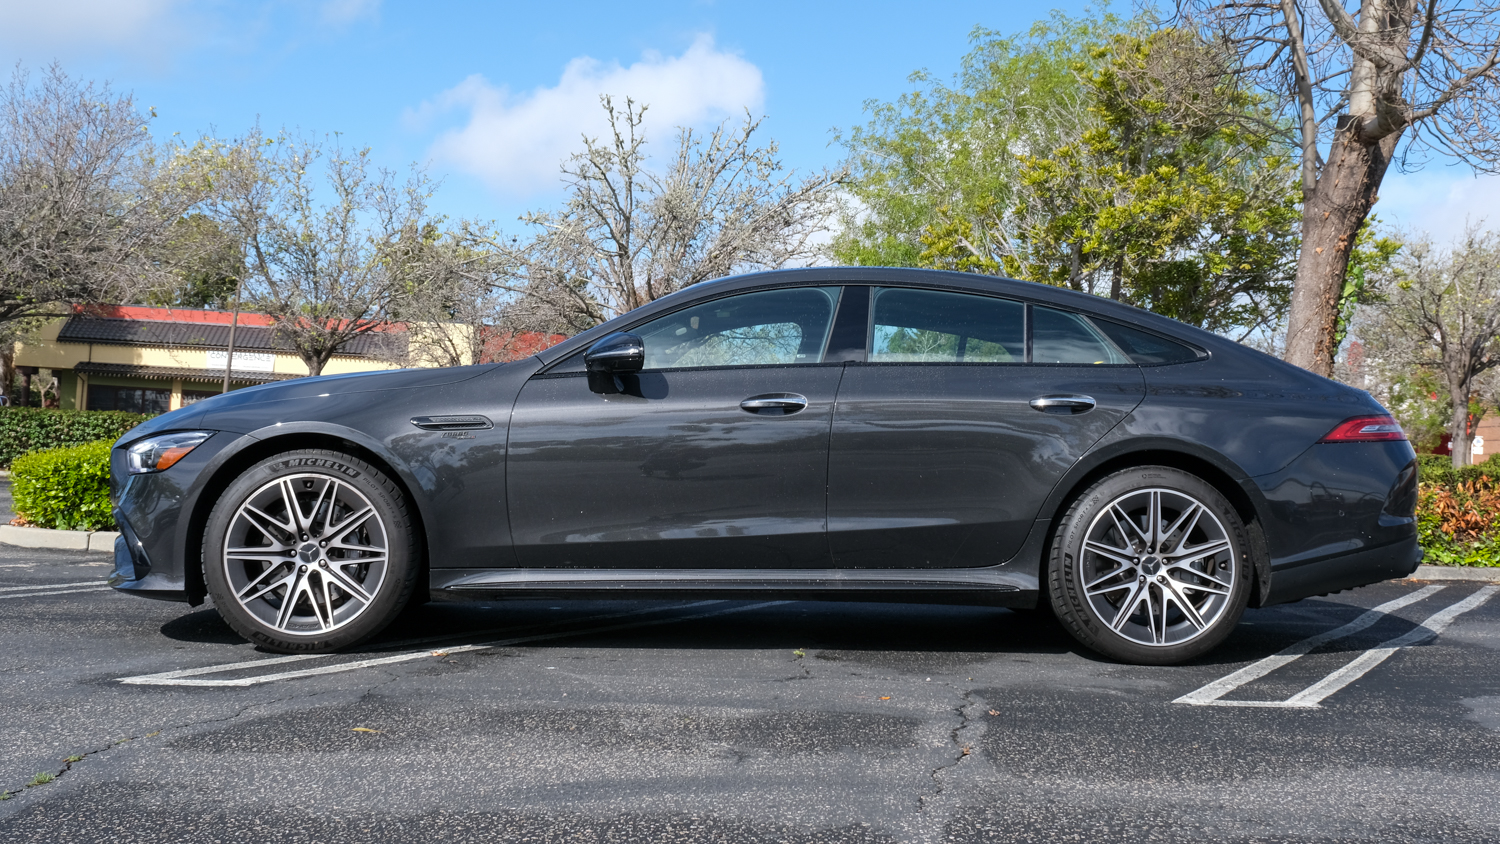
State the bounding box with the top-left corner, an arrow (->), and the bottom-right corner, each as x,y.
919,688 -> 978,812
1,677 -> 392,803
0,731 -> 147,802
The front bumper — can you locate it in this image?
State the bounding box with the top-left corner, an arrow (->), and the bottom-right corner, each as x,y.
107,517 -> 189,602
108,432 -> 238,605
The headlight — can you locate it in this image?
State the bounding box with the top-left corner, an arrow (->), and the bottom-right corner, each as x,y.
126,431 -> 213,474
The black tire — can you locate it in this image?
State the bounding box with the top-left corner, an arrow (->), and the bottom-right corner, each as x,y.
203,449 -> 420,653
1047,466 -> 1252,665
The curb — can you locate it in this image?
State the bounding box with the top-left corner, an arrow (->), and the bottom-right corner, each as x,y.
0,524 -> 118,553
1406,564 -> 1500,583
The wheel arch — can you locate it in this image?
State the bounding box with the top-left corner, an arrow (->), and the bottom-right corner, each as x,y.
183,429 -> 430,606
1037,441 -> 1273,608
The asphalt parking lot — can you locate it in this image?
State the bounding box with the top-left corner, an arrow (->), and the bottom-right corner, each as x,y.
0,544 -> 1497,844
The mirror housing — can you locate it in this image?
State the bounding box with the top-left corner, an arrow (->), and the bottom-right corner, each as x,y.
584,332 -> 645,374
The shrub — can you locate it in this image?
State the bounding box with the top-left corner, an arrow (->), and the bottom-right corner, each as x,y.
1415,454 -> 1500,567
0,407 -> 148,468
11,440 -> 115,531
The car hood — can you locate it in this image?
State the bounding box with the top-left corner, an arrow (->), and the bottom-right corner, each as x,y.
113,363 -> 509,446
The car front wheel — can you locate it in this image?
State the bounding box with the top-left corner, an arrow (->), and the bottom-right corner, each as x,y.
1047,466 -> 1252,665
203,449 -> 419,653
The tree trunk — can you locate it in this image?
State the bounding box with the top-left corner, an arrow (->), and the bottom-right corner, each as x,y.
1283,122 -> 1403,376
0,345 -> 13,405
1449,400 -> 1473,469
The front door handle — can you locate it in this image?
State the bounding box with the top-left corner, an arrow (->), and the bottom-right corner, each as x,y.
740,393 -> 809,416
1029,394 -> 1096,415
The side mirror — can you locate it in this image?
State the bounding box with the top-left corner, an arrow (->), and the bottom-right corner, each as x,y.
584,332 -> 645,374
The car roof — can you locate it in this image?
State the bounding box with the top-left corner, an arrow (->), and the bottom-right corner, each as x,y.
533,267 -> 1243,366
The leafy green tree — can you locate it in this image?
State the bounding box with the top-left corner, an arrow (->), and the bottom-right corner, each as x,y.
1006,29 -> 1300,335
833,11 -> 1121,270
835,15 -> 1301,338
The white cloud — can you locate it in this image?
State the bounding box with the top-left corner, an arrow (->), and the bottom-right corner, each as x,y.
320,0 -> 379,26
418,34 -> 765,196
1375,168 -> 1500,241
0,0 -> 186,53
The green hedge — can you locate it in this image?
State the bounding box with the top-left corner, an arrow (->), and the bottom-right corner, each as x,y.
1415,453 -> 1500,567
0,407 -> 148,468
11,440 -> 114,531
1415,452 -> 1498,486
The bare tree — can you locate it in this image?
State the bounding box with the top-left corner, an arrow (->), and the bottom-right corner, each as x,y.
394,234 -> 561,368
1360,227 -> 1500,466
0,64 -> 207,330
200,129 -> 438,377
467,98 -> 845,329
1182,0 -> 1500,377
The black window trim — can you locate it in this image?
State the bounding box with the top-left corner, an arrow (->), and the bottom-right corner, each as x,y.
537,283 -> 847,375
535,279 -> 1210,375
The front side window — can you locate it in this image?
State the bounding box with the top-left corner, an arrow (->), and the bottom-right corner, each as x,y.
634,287 -> 840,370
869,288 -> 1024,363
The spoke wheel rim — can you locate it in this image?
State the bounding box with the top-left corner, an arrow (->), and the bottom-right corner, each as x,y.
222,473 -> 388,635
1077,487 -> 1236,648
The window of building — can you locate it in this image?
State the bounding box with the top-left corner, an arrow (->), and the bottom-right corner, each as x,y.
87,386 -> 171,414
182,389 -> 220,405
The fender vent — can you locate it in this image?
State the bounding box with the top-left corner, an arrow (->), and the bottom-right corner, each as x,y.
410,415 -> 493,431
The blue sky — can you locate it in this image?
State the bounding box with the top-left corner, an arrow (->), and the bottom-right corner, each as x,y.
0,0 -> 1491,239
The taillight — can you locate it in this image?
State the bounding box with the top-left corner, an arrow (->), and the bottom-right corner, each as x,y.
1320,415 -> 1406,443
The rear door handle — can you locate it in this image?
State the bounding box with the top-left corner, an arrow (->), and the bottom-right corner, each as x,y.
740,393 -> 809,415
1029,394 -> 1096,414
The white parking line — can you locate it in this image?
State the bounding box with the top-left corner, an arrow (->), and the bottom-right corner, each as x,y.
1283,585 -> 1498,707
0,586 -> 110,600
1176,585 -> 1497,708
118,600 -> 790,687
1174,586 -> 1443,706
0,580 -> 106,593
117,600 -> 725,685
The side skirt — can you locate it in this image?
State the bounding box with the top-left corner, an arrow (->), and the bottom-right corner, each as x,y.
430,566 -> 1036,608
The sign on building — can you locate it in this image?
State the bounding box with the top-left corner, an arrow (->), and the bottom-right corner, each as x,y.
206,350 -> 275,373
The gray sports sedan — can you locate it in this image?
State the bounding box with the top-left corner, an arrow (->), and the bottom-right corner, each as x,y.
108,268 -> 1421,665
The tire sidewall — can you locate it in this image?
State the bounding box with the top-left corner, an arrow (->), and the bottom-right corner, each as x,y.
203,450 -> 417,652
1048,466 -> 1252,665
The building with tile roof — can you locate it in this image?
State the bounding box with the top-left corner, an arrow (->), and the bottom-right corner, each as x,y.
14,306 -> 411,413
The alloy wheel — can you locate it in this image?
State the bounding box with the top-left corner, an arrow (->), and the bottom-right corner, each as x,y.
221,473 -> 389,635
1076,487 -> 1237,647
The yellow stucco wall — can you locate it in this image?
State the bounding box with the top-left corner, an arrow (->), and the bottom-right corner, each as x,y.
14,318 -> 407,377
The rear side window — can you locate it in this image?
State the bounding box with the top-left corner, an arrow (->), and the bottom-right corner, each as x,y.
1032,306 -> 1129,365
1090,318 -> 1203,364
870,288 -> 1025,363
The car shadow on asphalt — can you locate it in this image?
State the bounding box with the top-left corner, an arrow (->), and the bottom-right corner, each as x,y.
155,599 -> 1090,660
152,594 -> 1441,670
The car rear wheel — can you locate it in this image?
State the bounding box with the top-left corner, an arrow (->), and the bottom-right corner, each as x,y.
1047,466 -> 1251,665
203,449 -> 419,653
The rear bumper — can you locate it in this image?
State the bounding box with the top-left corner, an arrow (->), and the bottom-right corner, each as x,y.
1261,534 -> 1423,606
1250,440 -> 1421,606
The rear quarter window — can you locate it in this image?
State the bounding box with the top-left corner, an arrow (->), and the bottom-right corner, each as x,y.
1089,319 -> 1203,365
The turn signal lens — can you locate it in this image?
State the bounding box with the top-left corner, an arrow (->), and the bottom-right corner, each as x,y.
1320,415 -> 1406,443
125,431 -> 213,474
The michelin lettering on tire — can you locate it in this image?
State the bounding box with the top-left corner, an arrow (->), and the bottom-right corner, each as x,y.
203,449 -> 415,653
1048,466 -> 1251,665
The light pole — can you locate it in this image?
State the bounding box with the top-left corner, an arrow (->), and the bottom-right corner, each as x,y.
222,276 -> 243,395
